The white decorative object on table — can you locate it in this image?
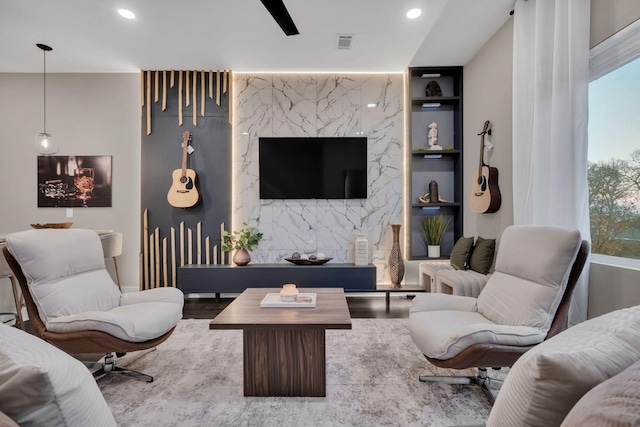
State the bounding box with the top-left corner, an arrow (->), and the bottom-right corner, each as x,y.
279,283 -> 299,302
261,292 -> 317,308
355,234 -> 368,266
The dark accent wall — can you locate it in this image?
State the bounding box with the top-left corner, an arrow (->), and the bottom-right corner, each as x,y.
141,74 -> 231,286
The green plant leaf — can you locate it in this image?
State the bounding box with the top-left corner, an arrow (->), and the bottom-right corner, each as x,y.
419,214 -> 450,246
222,222 -> 263,252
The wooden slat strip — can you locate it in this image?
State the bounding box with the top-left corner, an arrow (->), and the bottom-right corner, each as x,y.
205,236 -> 210,265
140,71 -> 145,107
188,228 -> 193,265
162,237 -> 168,287
180,221 -> 185,266
209,71 -> 213,99
170,70 -> 175,88
178,71 -> 183,126
154,70 -> 159,102
201,70 -> 205,117
162,70 -> 167,111
139,253 -> 143,291
213,245 -> 218,265
149,233 -> 155,288
220,222 -> 225,264
193,71 -> 197,126
146,70 -> 151,135
143,208 -> 149,290
228,71 -> 233,125
186,70 -> 190,107
216,70 -> 221,106
171,227 -> 176,287
223,70 -> 228,94
197,222 -> 202,265
155,228 -> 160,288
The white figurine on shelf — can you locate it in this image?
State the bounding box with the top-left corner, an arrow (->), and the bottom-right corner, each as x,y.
427,122 -> 442,150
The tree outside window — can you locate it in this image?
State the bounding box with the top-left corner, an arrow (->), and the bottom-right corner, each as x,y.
588,56 -> 640,259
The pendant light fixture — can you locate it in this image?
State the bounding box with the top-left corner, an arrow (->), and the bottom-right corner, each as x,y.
34,43 -> 59,155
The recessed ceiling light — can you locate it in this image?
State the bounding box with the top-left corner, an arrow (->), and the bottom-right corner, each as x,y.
407,8 -> 422,19
367,103 -> 377,108
118,9 -> 135,19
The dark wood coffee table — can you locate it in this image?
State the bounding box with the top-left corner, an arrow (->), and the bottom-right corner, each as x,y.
209,287 -> 352,397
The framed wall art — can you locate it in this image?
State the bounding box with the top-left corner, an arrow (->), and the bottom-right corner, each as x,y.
37,155 -> 112,207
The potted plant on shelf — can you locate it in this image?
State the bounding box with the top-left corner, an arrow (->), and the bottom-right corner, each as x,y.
222,222 -> 263,266
420,215 -> 450,258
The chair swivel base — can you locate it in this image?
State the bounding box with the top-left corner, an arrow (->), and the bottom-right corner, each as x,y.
91,352 -> 153,383
419,367 -> 502,403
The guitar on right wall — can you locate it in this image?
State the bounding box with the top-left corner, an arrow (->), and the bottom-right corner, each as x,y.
469,120 -> 501,213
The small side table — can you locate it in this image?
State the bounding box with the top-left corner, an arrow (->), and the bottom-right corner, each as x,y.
0,244 -> 24,330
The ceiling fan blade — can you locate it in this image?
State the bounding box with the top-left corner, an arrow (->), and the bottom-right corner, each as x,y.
260,0 -> 299,36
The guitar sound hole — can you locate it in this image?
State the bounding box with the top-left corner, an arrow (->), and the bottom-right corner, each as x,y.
180,176 -> 188,184
478,176 -> 487,191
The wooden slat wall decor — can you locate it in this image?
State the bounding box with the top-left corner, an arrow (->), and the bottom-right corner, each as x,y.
141,69 -> 232,134
139,211 -> 230,289
139,69 -> 232,289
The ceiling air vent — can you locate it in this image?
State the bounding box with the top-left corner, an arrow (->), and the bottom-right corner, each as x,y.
336,34 -> 353,50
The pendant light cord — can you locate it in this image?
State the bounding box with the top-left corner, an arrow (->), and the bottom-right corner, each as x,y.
43,47 -> 47,134
36,43 -> 52,134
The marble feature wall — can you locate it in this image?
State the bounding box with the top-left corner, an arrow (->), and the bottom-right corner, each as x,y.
233,74 -> 403,282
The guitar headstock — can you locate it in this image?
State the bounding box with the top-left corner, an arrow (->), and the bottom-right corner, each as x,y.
182,131 -> 192,145
479,120 -> 491,136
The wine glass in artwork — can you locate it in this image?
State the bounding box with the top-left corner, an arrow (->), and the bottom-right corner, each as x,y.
74,167 -> 94,206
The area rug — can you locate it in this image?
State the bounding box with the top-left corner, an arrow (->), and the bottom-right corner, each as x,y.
99,319 -> 495,426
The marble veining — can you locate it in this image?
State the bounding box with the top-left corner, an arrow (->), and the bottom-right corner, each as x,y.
233,73 -> 403,280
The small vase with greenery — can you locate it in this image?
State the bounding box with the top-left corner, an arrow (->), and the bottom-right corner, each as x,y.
420,215 -> 450,258
222,222 -> 263,266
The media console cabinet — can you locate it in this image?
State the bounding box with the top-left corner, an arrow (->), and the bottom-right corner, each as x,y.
178,263 -> 377,294
178,263 -> 425,311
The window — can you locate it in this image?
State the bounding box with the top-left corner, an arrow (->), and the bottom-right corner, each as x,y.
588,21 -> 640,259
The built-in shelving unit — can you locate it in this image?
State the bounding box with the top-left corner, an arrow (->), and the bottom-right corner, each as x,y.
407,66 -> 463,259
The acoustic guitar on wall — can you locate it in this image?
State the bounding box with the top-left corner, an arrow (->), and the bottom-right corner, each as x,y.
167,131 -> 200,208
470,120 -> 501,214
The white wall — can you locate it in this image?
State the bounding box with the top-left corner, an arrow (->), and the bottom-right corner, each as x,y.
0,73 -> 141,315
462,18 -> 514,240
590,0 -> 640,47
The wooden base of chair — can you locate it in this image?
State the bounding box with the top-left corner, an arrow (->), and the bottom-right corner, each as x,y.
91,352 -> 154,383
419,367 -> 503,404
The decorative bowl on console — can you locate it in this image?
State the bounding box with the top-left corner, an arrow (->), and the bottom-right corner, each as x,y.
285,257 -> 333,265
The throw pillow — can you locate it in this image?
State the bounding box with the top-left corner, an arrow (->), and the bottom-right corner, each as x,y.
486,305 -> 640,427
561,360 -> 640,426
0,324 -> 116,427
449,236 -> 474,270
469,236 -> 495,274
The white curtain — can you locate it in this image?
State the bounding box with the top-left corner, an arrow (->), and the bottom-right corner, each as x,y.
512,0 -> 591,325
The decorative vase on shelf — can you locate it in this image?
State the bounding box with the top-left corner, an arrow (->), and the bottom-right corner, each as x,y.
233,249 -> 251,266
388,224 -> 404,288
427,245 -> 441,258
355,234 -> 368,266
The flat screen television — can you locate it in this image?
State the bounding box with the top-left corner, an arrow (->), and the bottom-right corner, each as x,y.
259,137 -> 367,199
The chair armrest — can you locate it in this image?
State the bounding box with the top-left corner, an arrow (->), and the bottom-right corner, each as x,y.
436,270 -> 491,297
120,287 -> 184,307
410,293 -> 478,314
